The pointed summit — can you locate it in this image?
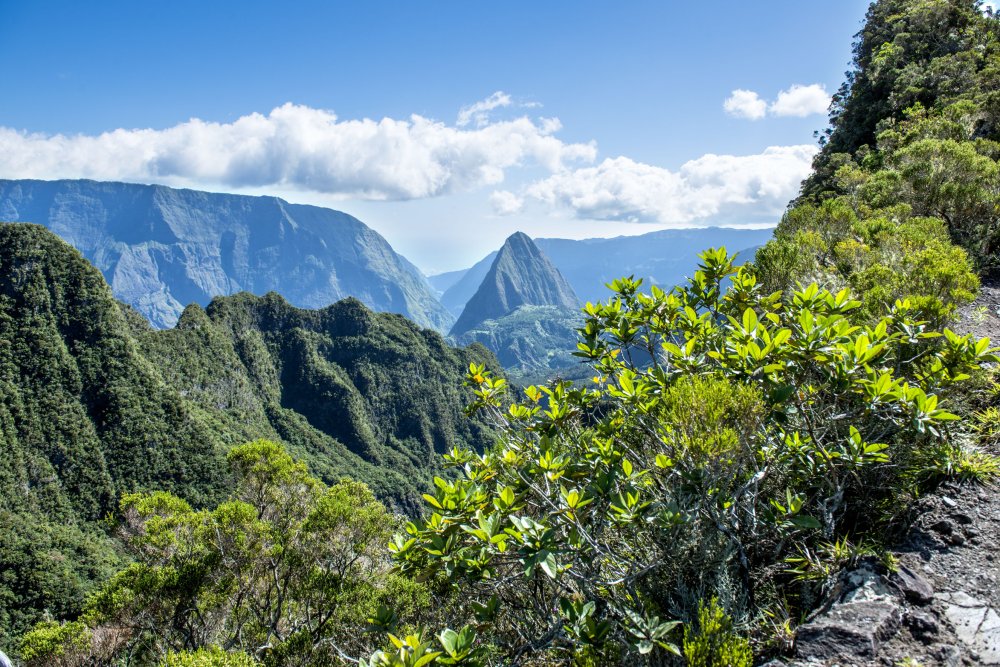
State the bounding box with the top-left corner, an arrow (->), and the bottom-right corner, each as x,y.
451,232 -> 578,336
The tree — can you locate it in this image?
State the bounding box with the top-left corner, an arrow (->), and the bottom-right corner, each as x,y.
23,441 -> 428,666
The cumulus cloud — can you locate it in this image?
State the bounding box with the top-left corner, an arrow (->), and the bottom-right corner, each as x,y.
0,102 -> 596,200
724,84 -> 831,119
770,84 -> 831,117
489,190 -> 524,215
983,0 -> 998,13
523,144 -> 817,225
723,89 -> 767,120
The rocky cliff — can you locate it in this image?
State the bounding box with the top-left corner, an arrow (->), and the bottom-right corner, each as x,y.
0,179 -> 453,331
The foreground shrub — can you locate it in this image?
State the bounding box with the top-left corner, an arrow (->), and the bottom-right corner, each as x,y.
683,598 -> 752,667
389,249 -> 994,664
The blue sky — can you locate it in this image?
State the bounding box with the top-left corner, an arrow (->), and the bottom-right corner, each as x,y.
0,0 -> 872,272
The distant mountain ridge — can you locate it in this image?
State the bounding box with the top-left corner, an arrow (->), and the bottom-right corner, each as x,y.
0,179 -> 453,331
536,227 -> 774,304
434,227 -> 776,318
451,232 -> 578,335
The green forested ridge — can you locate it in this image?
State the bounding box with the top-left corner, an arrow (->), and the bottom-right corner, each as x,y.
785,0 -> 1000,280
0,222 -> 495,645
451,305 -> 585,383
137,291 -> 495,502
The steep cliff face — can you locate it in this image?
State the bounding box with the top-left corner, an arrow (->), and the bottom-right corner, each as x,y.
451,232 -> 578,336
0,179 -> 453,331
434,250 -> 498,317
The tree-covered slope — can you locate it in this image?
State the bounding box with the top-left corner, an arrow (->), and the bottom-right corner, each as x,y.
0,179 -> 453,331
757,0 -> 997,319
136,292 -> 497,502
451,305 -> 585,382
788,0 -> 1000,281
0,222 -> 496,642
0,222 -> 231,642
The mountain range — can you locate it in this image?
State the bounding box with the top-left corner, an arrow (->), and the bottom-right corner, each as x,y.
0,179 -> 453,331
0,178 -> 778,381
432,227 -> 774,319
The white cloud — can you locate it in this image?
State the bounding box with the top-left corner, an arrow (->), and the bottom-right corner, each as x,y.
457,91 -> 513,127
524,144 -> 817,225
983,0 -> 998,13
770,84 -> 831,117
723,89 -> 767,120
489,190 -> 524,215
0,102 -> 596,200
725,83 -> 831,120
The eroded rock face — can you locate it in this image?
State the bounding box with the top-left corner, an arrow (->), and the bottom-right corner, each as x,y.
795,600 -> 902,661
0,179 -> 453,332
938,592 -> 1000,664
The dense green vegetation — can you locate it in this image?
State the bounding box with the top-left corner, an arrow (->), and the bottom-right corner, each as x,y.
391,253 -> 993,663
6,1 -> 1000,665
0,223 -> 494,645
452,305 -> 585,383
19,441 -> 432,666
135,293 -> 495,505
771,0 -> 1000,288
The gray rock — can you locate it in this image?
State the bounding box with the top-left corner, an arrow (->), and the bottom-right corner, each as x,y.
952,512 -> 974,525
892,564 -> 935,604
450,232 -> 578,336
905,609 -> 940,638
937,591 -> 1000,664
930,519 -> 956,536
933,643 -> 963,667
795,600 -> 902,661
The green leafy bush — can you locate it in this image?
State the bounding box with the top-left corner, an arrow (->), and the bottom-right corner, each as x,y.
389,249 -> 995,663
682,598 -> 752,667
24,440 -> 430,666
161,646 -> 257,667
19,620 -> 91,667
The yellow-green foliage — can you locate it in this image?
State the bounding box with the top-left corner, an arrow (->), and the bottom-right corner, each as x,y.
659,375 -> 764,470
973,406 -> 1000,447
160,646 -> 256,667
34,440 -> 430,666
682,598 -> 752,667
756,198 -> 979,326
19,620 -> 91,667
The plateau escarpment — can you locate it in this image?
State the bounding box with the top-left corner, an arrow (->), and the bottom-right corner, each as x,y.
0,179 -> 453,331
